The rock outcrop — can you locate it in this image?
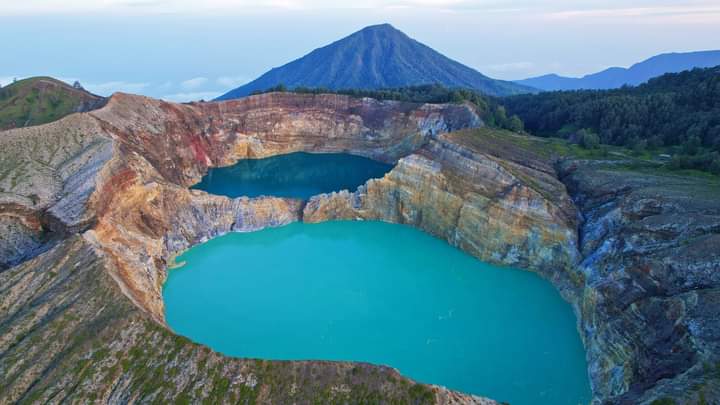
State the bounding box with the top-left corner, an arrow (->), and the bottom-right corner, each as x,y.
304,130 -> 581,296
0,114 -> 113,269
559,161 -> 720,404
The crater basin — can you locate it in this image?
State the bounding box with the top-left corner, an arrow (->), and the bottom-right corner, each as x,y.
163,221 -> 591,405
192,152 -> 393,199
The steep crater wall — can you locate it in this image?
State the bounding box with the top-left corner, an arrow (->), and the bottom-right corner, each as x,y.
86,92 -> 488,324
559,160 -> 720,404
84,92 -> 580,328
3,91 -> 717,404
1,92 -> 501,404
0,92 -> 586,403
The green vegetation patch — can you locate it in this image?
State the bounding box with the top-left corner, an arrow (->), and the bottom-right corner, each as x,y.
448,127 -> 621,161
0,77 -> 103,130
503,66 -> 720,174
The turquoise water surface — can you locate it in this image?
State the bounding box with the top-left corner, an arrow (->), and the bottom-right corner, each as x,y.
164,221 -> 591,405
192,152 -> 393,199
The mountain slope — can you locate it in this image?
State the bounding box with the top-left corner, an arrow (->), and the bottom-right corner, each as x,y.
516,50 -> 720,91
0,77 -> 105,130
217,24 -> 534,99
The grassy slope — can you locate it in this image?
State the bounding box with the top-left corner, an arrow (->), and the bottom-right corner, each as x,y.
456,127 -> 720,183
0,77 -> 104,130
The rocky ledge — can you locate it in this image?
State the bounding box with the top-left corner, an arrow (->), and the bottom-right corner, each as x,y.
1,92 -> 719,404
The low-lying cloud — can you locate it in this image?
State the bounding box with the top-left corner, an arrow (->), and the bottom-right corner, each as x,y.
161,91 -> 222,102
84,81 -> 151,94
4,0 -> 720,18
180,77 -> 209,89
0,74 -> 234,102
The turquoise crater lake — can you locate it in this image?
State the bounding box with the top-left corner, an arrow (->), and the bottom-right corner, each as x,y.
192,152 -> 393,199
164,221 -> 591,405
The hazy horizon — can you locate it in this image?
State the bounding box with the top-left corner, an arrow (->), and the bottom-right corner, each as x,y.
2,1 -> 718,101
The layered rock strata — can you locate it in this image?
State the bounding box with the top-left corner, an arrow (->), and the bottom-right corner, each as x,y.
87,92 -> 483,324
304,131 -> 581,295
0,114 -> 113,269
1,92 -> 495,404
2,91 -> 719,404
559,161 -> 720,404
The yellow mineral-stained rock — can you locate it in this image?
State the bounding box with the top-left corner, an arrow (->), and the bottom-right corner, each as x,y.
304,135 -> 580,294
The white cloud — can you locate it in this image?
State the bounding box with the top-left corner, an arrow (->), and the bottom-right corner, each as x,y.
157,81 -> 174,90
3,0 -> 720,21
0,75 -> 154,95
540,5 -> 720,23
83,81 -> 150,96
0,75 -> 231,100
216,76 -> 249,88
0,76 -> 20,87
0,0 -> 473,12
161,91 -> 222,102
482,62 -> 535,73
180,77 -> 209,89
0,0 -> 545,15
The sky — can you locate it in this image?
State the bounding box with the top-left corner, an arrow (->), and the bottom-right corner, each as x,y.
1,0 -> 718,101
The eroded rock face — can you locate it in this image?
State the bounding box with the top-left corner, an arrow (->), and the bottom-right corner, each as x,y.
0,113 -> 113,268
92,182 -> 303,325
91,92 -> 482,187
86,92 -> 483,325
304,132 -> 581,296
559,161 -> 720,404
2,91 -> 718,404
1,92 -> 494,404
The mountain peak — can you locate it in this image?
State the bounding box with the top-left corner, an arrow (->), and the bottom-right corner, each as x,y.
360,23 -> 397,32
216,25 -> 534,100
339,23 -> 408,44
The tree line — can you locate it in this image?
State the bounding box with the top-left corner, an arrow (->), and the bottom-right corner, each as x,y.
251,67 -> 720,175
502,66 -> 720,174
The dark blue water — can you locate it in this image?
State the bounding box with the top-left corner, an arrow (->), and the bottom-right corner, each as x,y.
192,152 -> 393,199
164,221 -> 591,405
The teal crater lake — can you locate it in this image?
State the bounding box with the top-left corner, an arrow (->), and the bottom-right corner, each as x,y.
163,221 -> 591,405
192,152 -> 393,199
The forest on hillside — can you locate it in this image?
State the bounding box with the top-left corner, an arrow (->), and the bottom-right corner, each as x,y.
502,66 -> 720,174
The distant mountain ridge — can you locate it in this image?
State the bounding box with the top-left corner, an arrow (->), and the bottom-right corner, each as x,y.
216,24 -> 535,100
516,50 -> 720,91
